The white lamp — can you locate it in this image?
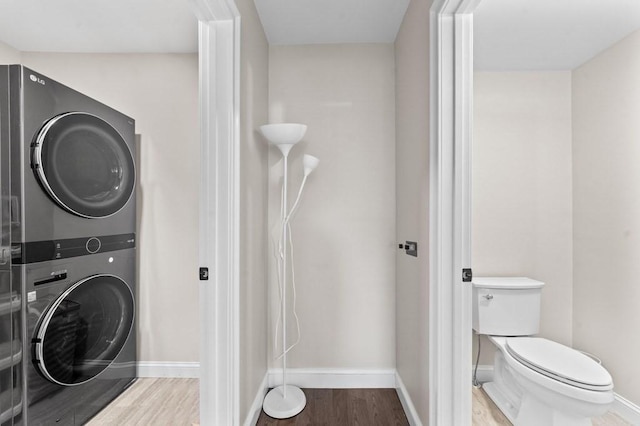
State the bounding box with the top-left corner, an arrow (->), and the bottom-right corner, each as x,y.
303,154 -> 320,176
260,123 -> 307,157
260,123 -> 319,419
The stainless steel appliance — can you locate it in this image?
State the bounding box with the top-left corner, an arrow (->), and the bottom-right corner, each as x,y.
18,248 -> 136,425
0,65 -> 138,425
1,65 -> 136,254
0,66 -> 22,426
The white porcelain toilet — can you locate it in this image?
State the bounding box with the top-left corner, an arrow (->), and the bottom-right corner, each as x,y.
473,277 -> 614,426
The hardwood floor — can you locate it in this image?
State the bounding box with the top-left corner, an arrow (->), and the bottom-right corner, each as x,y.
256,388 -> 409,425
87,379 -> 632,426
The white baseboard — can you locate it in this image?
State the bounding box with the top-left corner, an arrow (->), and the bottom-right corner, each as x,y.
611,394 -> 640,425
395,372 -> 423,426
266,368 -> 396,389
136,361 -> 200,378
244,373 -> 269,426
475,365 -> 640,425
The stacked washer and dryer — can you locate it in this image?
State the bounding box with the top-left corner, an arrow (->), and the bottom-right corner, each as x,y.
0,65 -> 137,425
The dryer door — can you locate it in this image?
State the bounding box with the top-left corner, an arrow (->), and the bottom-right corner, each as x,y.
32,112 -> 135,218
33,274 -> 134,386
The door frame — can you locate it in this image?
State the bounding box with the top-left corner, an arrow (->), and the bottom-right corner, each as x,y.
429,0 -> 480,425
191,0 -> 241,424
193,0 -> 480,423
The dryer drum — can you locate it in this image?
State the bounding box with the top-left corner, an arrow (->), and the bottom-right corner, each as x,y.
34,274 -> 135,386
32,112 -> 136,219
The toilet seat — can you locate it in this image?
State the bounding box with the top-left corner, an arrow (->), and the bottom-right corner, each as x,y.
506,337 -> 613,391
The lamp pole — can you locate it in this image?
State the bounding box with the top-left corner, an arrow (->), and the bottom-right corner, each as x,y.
281,150 -> 289,398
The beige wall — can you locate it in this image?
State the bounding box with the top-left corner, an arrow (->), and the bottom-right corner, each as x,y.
473,72 -> 573,363
572,29 -> 640,405
13,52 -> 200,363
394,0 -> 431,422
0,40 -> 20,63
237,0 -> 270,419
475,35 -> 640,407
268,44 -> 396,369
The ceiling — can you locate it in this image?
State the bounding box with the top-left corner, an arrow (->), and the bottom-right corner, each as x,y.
0,0 -> 409,54
0,0 -> 198,53
475,0 -> 640,70
2,0 -> 638,71
254,0 -> 410,45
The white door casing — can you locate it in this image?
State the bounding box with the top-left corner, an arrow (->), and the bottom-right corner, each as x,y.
429,0 -> 480,425
191,0 -> 241,424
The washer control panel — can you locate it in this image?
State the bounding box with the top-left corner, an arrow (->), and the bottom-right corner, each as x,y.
13,233 -> 135,264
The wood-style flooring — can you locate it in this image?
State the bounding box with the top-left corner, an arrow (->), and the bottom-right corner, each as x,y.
86,378 -> 199,426
472,386 -> 631,426
87,378 -> 632,425
256,388 -> 408,425
472,386 -> 511,426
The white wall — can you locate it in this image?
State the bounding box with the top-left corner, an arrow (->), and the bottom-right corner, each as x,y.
267,44 -> 397,369
394,0 -> 431,422
16,52 -> 200,363
473,72 -> 573,363
572,29 -> 640,405
237,0 -> 270,419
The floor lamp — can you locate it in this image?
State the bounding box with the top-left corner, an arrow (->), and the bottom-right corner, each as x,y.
260,123 -> 319,419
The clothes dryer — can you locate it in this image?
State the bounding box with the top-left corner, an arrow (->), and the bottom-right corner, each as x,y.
0,65 -> 136,263
14,248 -> 136,425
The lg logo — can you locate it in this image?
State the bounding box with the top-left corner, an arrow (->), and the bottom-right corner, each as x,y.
29,74 -> 45,85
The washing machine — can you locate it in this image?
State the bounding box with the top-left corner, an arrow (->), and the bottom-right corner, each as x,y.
0,65 -> 136,264
14,248 -> 136,425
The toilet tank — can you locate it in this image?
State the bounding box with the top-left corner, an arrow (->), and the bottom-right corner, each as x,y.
472,277 -> 544,336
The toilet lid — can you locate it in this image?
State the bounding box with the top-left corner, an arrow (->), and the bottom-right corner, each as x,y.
506,337 -> 613,391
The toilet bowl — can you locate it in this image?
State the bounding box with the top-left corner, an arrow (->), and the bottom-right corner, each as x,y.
485,336 -> 614,426
473,277 -> 615,426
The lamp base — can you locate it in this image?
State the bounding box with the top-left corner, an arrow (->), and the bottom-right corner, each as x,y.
262,385 -> 306,419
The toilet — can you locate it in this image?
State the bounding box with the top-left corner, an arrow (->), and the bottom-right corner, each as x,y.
473,277 -> 614,426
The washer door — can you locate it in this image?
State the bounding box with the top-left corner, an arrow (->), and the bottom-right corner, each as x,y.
34,274 -> 134,386
32,112 -> 135,218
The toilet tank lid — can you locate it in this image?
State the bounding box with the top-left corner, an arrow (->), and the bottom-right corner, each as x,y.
472,277 -> 544,289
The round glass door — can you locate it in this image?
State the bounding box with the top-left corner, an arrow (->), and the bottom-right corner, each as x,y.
32,112 -> 135,218
34,274 -> 134,386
